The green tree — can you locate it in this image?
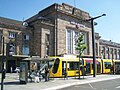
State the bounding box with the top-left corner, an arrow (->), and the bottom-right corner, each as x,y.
75,34 -> 87,79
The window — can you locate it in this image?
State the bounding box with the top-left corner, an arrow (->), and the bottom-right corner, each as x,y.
68,62 -> 79,70
110,48 -> 113,59
66,29 -> 88,54
23,35 -> 29,40
0,31 -> 2,41
66,30 -> 72,54
52,58 -> 60,74
104,62 -> 111,69
74,31 -> 81,54
101,46 -> 105,59
22,45 -> 29,55
96,43 -> 98,56
45,34 -> 50,56
118,49 -> 120,60
9,32 -> 16,39
8,43 -> 16,55
115,62 -> 120,73
114,49 -> 117,59
48,59 -> 54,68
45,34 -> 49,45
106,47 -> 109,59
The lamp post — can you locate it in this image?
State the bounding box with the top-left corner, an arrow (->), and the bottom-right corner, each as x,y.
1,37 -> 5,90
87,14 -> 106,77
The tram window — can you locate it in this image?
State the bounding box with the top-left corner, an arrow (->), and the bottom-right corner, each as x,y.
80,60 -> 83,65
115,62 -> 120,65
115,62 -> 120,69
48,60 -> 54,68
68,62 -> 79,70
104,62 -> 111,69
92,62 -> 101,69
52,58 -> 60,74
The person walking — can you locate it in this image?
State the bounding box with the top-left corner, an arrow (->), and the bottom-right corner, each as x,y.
45,65 -> 49,82
110,65 -> 115,74
10,67 -> 13,74
34,71 -> 40,83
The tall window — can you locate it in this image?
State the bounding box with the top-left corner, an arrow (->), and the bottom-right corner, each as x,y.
106,47 -> 109,59
110,48 -> 113,59
101,46 -> 105,59
45,34 -> 50,56
9,43 -> 16,55
23,35 -> 29,40
96,43 -> 98,56
66,30 -> 72,54
22,45 -> 29,55
66,29 -> 88,54
118,49 -> 120,60
0,31 -> 2,41
74,31 -> 80,54
114,49 -> 117,59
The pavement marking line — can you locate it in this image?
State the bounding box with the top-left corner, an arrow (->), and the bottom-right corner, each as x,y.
115,86 -> 120,88
88,83 -> 94,88
111,79 -> 119,83
74,85 -> 96,89
74,84 -> 97,90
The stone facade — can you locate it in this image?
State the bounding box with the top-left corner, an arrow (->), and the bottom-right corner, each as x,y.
26,3 -> 120,59
26,3 -> 93,57
1,3 -> 120,72
26,19 -> 54,58
0,17 -> 23,55
0,17 -> 30,72
99,39 -> 120,60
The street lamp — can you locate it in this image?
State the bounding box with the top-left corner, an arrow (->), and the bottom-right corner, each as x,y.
1,36 -> 5,90
87,14 -> 106,77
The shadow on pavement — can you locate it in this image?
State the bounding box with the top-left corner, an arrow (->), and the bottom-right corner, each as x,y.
0,81 -> 26,85
73,77 -> 87,80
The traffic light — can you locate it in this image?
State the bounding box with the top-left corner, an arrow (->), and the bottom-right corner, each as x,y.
6,43 -> 15,57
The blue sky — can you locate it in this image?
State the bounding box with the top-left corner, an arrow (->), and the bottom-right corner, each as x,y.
0,0 -> 120,43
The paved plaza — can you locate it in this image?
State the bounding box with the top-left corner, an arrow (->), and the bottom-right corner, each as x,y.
0,73 -> 120,90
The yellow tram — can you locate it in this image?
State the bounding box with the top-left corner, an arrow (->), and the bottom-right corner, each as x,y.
49,55 -> 102,77
113,59 -> 120,74
101,59 -> 112,74
22,55 -> 120,79
40,55 -> 120,78
49,55 -> 82,77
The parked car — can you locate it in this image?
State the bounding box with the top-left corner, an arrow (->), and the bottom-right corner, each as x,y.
14,67 -> 20,73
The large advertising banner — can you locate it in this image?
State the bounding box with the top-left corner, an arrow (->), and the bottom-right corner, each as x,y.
19,62 -> 28,84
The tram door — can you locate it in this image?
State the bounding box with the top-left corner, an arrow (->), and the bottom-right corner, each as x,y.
97,62 -> 101,74
86,62 -> 91,74
62,61 -> 66,75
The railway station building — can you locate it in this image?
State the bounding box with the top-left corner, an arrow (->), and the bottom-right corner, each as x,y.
0,3 -> 120,72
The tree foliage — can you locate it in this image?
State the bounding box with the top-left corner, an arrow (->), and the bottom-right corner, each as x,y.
75,34 -> 87,56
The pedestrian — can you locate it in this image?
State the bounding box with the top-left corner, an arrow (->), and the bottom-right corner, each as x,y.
34,71 -> 40,83
10,67 -> 13,74
45,65 -> 49,82
31,63 -> 36,72
110,65 -> 115,74
63,68 -> 68,80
